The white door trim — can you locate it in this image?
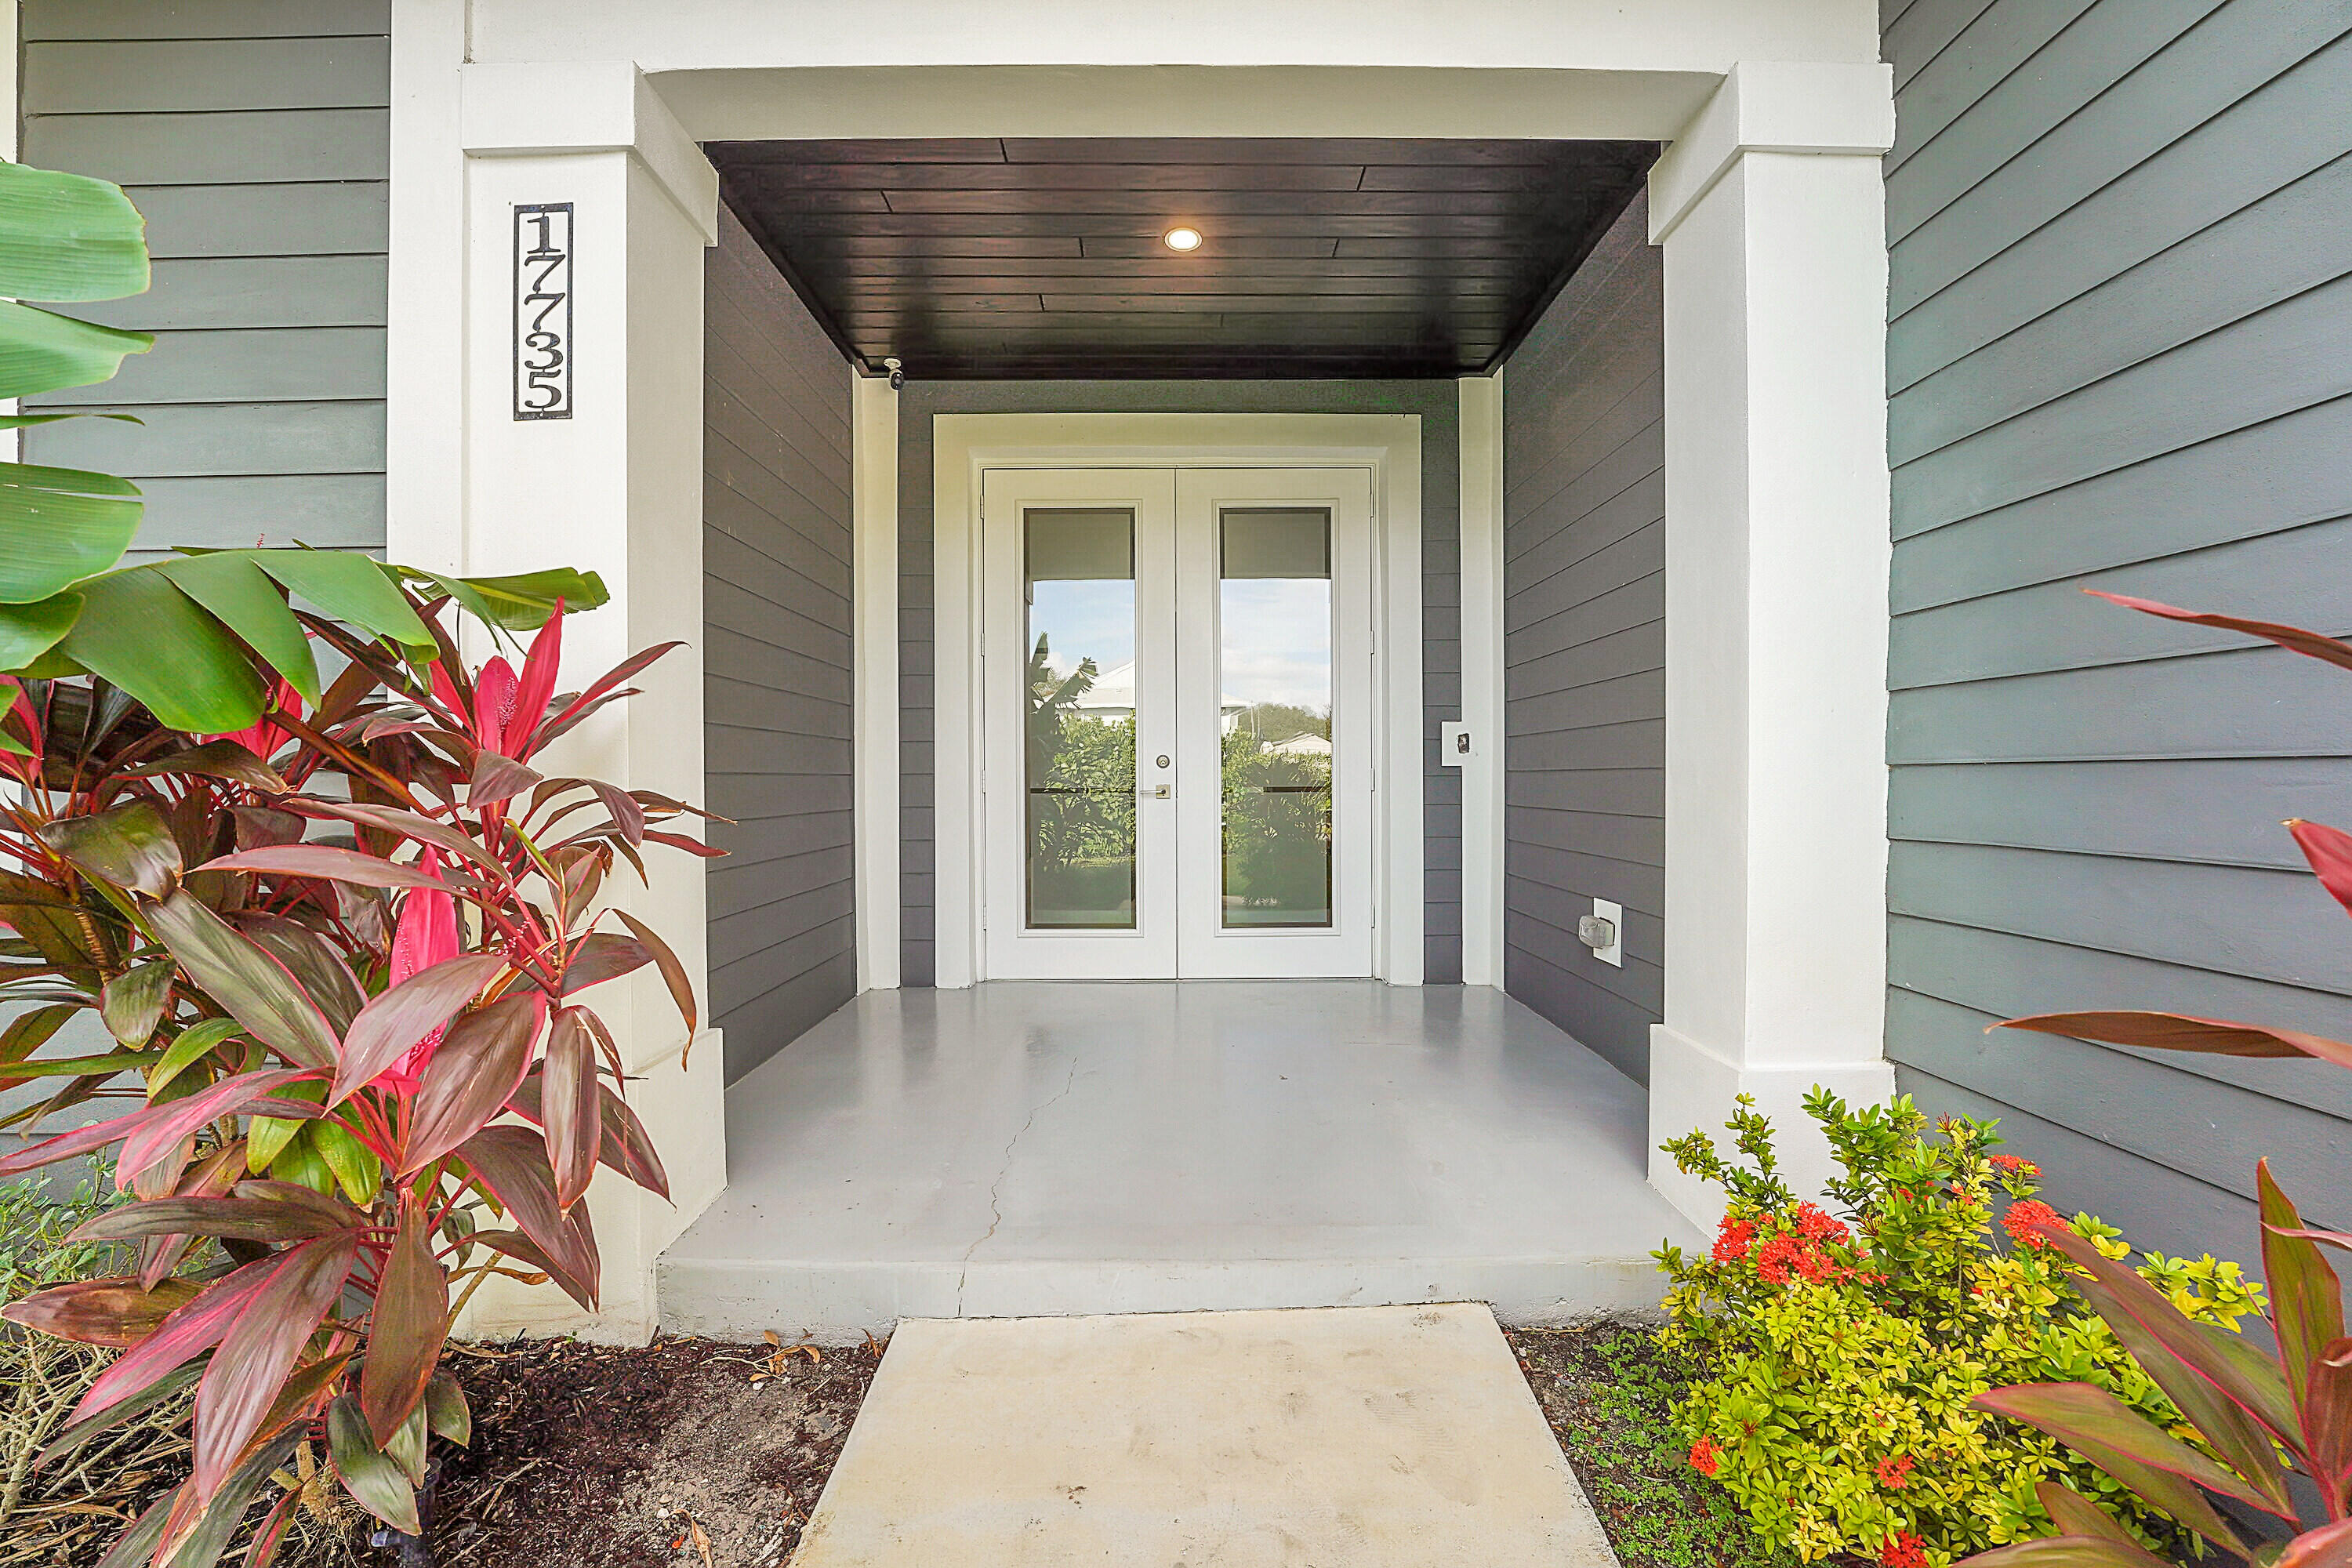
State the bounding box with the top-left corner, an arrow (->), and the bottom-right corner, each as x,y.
931,412 -> 1424,989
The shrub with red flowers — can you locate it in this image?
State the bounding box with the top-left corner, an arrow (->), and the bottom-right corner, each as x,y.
1655,1091 -> 2265,1567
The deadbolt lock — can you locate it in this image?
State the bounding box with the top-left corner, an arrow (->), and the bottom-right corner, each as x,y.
1156,754 -> 1171,768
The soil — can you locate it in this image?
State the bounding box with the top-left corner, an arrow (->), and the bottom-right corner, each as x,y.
364,1334 -> 881,1568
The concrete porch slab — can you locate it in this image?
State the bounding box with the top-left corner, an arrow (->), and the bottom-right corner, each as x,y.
659,982 -> 1697,1341
789,1304 -> 1618,1568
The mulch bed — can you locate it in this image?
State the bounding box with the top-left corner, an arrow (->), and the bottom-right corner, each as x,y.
356,1334 -> 880,1568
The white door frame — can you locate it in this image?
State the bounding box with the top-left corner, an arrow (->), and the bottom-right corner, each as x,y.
930,413 -> 1425,989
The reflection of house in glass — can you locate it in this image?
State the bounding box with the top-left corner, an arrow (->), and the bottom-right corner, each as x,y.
1070,660 -> 1250,734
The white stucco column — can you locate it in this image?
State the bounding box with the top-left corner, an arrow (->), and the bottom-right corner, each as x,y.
439,63 -> 727,1340
1645,62 -> 1897,1225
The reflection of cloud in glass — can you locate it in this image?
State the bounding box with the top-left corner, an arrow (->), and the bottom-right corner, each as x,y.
1033,582 -> 1134,679
1221,581 -> 1331,712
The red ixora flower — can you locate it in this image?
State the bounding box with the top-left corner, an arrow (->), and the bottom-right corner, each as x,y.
1876,1454 -> 1915,1490
1883,1532 -> 1930,1568
1989,1155 -> 2040,1178
1690,1437 -> 1722,1477
1712,1214 -> 1757,1264
2003,1199 -> 2067,1249
1792,1202 -> 1849,1243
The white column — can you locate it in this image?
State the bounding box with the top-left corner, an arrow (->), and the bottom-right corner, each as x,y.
1645,62 -> 1897,1225
448,64 -> 725,1341
1456,374 -> 1505,988
852,370 -> 902,991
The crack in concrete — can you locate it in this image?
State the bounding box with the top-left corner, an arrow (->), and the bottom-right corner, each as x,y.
956,1059 -> 1083,1316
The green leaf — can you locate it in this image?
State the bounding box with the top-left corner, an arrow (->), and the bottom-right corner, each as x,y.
39,799 -> 182,898
0,299 -> 151,400
147,1018 -> 242,1095
155,553 -> 321,705
0,161 -> 148,302
0,461 -> 140,603
395,564 -> 609,631
0,590 -> 80,667
245,1082 -> 321,1173
60,568 -> 265,733
100,956 -> 172,1045
309,1116 -> 383,1206
267,1126 -> 336,1196
326,1393 -> 419,1535
423,1369 -> 470,1446
249,551 -> 431,648
0,1048 -> 156,1077
142,890 -> 339,1070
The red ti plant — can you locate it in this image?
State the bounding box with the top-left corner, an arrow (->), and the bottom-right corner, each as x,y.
0,586 -> 717,1566
1960,591 -> 2352,1568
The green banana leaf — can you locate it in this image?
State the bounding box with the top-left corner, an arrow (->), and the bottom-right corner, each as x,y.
0,299 -> 151,400
0,161 -> 148,302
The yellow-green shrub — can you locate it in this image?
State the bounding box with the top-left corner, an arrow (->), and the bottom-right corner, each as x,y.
1656,1091 -> 2263,1568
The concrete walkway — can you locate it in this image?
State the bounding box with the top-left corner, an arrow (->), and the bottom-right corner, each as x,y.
662,982 -> 1697,1341
790,1303 -> 1618,1568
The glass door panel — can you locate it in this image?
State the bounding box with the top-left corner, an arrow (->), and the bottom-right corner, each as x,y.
1218,508 -> 1334,928
1023,509 -> 1138,929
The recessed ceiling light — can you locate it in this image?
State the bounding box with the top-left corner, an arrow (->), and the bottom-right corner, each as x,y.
1163,226 -> 1203,252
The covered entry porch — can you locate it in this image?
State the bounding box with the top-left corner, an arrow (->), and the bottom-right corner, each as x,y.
659,981 -> 1697,1341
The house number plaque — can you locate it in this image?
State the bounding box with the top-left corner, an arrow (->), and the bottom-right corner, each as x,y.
512,202 -> 574,420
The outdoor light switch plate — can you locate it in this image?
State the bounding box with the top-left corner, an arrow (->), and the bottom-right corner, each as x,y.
1581,899 -> 1624,967
1440,720 -> 1472,765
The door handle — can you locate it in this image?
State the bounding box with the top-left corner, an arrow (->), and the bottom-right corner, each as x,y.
1138,784 -> 1172,799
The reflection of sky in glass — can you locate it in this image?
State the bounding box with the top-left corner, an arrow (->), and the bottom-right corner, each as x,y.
1221,580 -> 1331,713
1033,582 -> 1134,678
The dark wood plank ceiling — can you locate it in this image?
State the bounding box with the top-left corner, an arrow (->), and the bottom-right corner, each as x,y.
706,138 -> 1660,380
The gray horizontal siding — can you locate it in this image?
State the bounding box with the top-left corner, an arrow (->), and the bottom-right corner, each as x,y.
704,206 -> 858,1083
20,0 -> 389,563
1884,0 -> 2352,1256
895,379 -> 1460,988
1497,193 -> 1661,1085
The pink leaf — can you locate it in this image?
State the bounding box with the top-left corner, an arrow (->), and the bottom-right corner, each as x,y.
70,1255 -> 277,1426
2289,820 -> 2352,921
191,1232 -> 361,1501
332,953 -> 506,1105
197,844 -> 449,891
116,1069 -> 325,1188
508,601 -> 563,759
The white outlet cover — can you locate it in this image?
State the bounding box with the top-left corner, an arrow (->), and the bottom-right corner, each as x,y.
1439,720 -> 1472,765
1591,898 -> 1624,967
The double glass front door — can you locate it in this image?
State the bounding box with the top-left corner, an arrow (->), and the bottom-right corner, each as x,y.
981,466 -> 1376,978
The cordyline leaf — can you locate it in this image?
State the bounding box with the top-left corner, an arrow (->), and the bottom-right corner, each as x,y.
310,1116 -> 383,1205
37,1362 -> 200,1468
231,912 -> 367,1036
543,1007 -> 599,1213
191,1232 -> 361,1501
153,1429 -> 303,1568
424,1369 -> 471,1445
71,1254 -> 278,1426
508,1070 -> 671,1202
0,1104 -> 145,1178
1999,1010 -> 2352,1071
92,1494 -> 171,1568
457,1123 -> 600,1309
2039,1222 -> 2303,1463
2087,590 -> 2352,674
1974,1382 -> 2259,1554
400,989 -> 541,1177
152,552 -> 322,706
0,463 -> 138,606
2276,1517 -> 2352,1568
143,890 -> 340,1070
326,1393 -> 419,1534
361,1203 -> 449,1446
62,568 -> 267,733
470,749 -> 542,807
2259,1159 -> 2345,1415
38,798 -> 180,898
0,1275 -> 200,1347
127,739 -> 288,795
245,1081 -> 322,1174
135,1142 -> 246,1291
199,844 -> 447,891
561,931 -> 649,994
1960,1540 -> 2174,1568
117,1067 -> 324,1187
146,1018 -> 242,1096
100,956 -> 172,1046
2289,819 -> 2352,921
2308,1339 -> 2352,1517
289,800 -> 506,882
538,641 -> 682,749
0,1048 -> 159,1078
2034,1481 -> 2156,1554
384,1398 -> 429,1485
615,908 -> 697,1043
70,1192 -> 357,1244
331,952 -> 505,1105
242,1491 -> 303,1568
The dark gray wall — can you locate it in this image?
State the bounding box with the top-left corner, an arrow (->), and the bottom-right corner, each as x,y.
704,209 -> 858,1082
896,381 -> 1461,987
1497,196 -> 1664,1085
19,0 -> 390,561
1883,0 -> 2352,1257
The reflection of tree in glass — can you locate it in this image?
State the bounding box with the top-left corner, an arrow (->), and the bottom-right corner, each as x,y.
1025,635 -> 1137,900
1222,710 -> 1334,922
